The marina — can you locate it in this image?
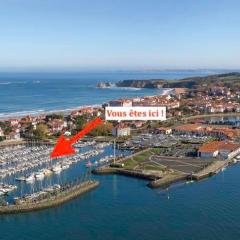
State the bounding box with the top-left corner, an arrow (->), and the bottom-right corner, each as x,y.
0,141 -> 130,209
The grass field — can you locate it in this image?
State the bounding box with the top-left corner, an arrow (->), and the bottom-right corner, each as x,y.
123,149 -> 166,171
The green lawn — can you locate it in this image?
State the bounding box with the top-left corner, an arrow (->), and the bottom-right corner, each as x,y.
123,149 -> 165,171
123,150 -> 152,169
151,148 -> 162,154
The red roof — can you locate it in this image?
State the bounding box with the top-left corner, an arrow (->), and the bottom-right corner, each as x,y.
199,141 -> 240,153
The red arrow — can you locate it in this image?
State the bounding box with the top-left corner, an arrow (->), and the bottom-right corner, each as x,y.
50,117 -> 102,158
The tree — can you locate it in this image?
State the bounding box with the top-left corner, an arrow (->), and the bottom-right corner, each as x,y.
34,124 -> 49,139
46,114 -> 64,121
75,114 -> 88,131
3,126 -> 12,135
0,136 -> 5,142
88,121 -> 113,136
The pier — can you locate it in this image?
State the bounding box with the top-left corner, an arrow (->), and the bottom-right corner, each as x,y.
0,180 -> 99,214
93,146 -> 240,189
93,167 -> 159,180
189,160 -> 232,180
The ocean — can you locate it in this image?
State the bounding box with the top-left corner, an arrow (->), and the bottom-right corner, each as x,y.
1,69 -> 239,240
0,70 -> 222,119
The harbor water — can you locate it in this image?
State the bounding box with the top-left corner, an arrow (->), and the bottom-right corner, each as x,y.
1,161 -> 240,239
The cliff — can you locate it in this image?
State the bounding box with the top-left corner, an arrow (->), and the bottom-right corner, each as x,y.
115,72 -> 240,89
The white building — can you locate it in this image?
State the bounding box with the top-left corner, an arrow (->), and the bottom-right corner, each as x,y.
198,141 -> 240,160
0,127 -> 4,137
112,126 -> 131,137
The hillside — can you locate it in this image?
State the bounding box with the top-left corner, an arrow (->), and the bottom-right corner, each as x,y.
115,72 -> 240,89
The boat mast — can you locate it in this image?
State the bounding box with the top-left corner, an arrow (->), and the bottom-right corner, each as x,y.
113,138 -> 116,164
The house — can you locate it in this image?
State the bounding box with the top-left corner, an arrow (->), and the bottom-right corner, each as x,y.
48,119 -> 67,134
155,127 -> 172,135
21,115 -> 37,123
206,105 -> 225,113
0,127 -> 4,137
132,97 -> 141,104
208,86 -> 230,96
109,99 -> 132,107
236,105 -> 240,113
7,119 -> 20,127
198,141 -> 240,159
5,131 -> 21,141
198,141 -> 220,158
70,110 -> 81,118
171,88 -> 188,99
132,121 -> 145,128
79,107 -> 95,115
218,143 -> 240,160
174,124 -> 237,140
112,125 -> 131,137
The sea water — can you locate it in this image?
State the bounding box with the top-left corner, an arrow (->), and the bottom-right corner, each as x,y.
0,70 -> 219,119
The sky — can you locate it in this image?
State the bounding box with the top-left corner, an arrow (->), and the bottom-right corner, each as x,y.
0,0 -> 240,71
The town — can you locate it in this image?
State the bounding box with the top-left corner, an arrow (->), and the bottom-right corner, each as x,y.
0,82 -> 240,212
0,82 -> 239,175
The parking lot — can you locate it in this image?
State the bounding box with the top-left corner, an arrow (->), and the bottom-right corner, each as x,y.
149,155 -> 215,174
122,133 -> 211,157
126,133 -> 210,146
121,133 -> 216,174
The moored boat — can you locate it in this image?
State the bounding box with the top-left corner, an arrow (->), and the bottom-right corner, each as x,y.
52,164 -> 62,173
25,174 -> 35,182
86,161 -> 92,168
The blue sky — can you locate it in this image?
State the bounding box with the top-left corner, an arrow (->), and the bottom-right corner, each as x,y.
0,0 -> 240,70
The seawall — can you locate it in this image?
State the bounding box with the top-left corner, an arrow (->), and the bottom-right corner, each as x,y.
0,180 -> 99,215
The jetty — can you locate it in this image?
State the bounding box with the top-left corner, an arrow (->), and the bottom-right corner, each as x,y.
93,146 -> 239,189
189,160 -> 232,180
148,173 -> 187,188
93,167 -> 159,181
0,180 -> 99,214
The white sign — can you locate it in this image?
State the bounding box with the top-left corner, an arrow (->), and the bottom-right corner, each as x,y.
105,106 -> 166,121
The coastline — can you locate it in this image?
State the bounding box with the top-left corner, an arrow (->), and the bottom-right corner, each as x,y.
0,87 -> 169,120
0,104 -> 102,120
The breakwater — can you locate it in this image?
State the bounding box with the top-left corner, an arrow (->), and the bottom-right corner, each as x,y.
93,167 -> 187,189
189,160 -> 232,180
148,174 -> 187,188
0,180 -> 99,214
93,167 -> 158,181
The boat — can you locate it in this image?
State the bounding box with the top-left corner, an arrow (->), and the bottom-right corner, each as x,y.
61,163 -> 70,170
221,167 -> 226,172
35,171 -> 45,179
52,164 -> 62,173
86,161 -> 92,168
53,184 -> 61,190
233,159 -> 237,163
42,169 -> 52,176
15,176 -> 26,181
0,184 -> 17,194
25,174 -> 35,182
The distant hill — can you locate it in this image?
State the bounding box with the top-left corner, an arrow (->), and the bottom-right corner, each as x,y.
115,72 -> 240,89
